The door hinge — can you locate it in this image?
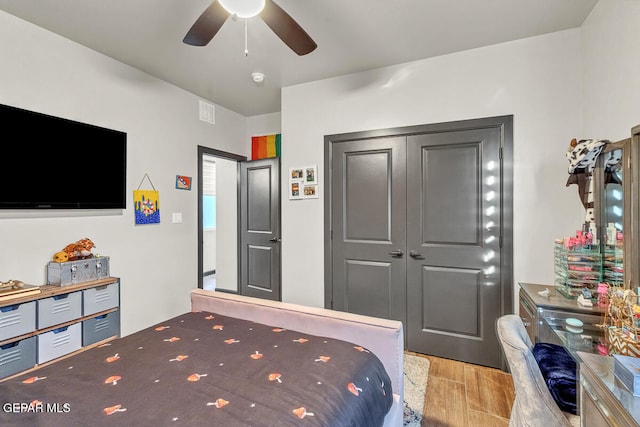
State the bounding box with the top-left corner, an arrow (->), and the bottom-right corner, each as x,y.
499,235 -> 503,248
499,147 -> 503,160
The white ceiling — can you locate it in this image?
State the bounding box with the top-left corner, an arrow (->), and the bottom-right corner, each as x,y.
0,0 -> 598,117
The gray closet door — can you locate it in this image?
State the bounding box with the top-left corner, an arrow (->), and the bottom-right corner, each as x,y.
240,158 -> 281,301
405,127 -> 503,367
327,117 -> 511,368
330,137 -> 407,323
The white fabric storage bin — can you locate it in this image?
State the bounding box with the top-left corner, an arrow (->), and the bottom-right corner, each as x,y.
37,291 -> 82,329
0,301 -> 36,341
83,282 -> 119,316
37,322 -> 81,364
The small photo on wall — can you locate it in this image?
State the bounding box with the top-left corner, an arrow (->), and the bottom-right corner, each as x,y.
305,167 -> 316,184
291,169 -> 303,179
291,182 -> 300,198
176,175 -> 192,190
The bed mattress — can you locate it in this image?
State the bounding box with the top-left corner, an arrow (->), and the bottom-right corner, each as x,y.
0,311 -> 393,426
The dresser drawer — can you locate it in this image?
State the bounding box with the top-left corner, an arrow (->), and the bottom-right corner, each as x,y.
37,322 -> 81,364
0,336 -> 36,378
82,310 -> 120,346
83,282 -> 119,316
0,301 -> 36,341
37,291 -> 82,329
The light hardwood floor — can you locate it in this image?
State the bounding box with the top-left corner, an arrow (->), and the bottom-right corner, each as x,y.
413,352 -> 516,426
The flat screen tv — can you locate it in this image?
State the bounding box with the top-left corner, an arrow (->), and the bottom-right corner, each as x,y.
0,103 -> 127,209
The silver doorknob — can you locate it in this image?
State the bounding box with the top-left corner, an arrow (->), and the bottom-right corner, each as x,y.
409,250 -> 424,260
388,249 -> 404,257
269,237 -> 281,243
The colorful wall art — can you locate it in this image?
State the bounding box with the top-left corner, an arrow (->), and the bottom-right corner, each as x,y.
251,134 -> 281,160
134,174 -> 160,224
134,189 -> 160,224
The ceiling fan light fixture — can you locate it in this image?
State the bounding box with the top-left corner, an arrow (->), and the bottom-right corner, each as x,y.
218,0 -> 265,18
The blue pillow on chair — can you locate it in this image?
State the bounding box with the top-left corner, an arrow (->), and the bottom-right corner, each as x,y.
532,342 -> 577,414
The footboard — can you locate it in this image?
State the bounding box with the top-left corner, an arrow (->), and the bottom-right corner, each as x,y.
190,289 -> 404,427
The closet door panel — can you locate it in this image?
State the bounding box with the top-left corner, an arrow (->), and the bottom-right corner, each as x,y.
331,137 -> 407,323
406,127 -> 503,368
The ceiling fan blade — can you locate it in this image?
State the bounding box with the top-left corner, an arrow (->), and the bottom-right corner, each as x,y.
260,0 -> 317,56
183,1 -> 229,46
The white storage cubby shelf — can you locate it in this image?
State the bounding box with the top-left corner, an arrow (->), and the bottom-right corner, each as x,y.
0,277 -> 120,380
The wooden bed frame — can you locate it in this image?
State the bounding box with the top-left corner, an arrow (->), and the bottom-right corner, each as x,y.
191,289 -> 405,427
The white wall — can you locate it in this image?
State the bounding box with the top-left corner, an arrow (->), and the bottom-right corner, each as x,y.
581,0 -> 640,139
0,11 -> 249,336
281,29 -> 586,309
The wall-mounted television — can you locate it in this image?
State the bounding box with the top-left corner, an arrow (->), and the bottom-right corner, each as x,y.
0,103 -> 127,209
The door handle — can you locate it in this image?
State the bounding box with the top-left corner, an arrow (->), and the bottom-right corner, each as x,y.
409,250 -> 424,260
269,237 -> 281,243
388,249 -> 404,257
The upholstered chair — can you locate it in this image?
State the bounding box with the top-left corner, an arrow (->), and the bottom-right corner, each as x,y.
496,314 -> 580,427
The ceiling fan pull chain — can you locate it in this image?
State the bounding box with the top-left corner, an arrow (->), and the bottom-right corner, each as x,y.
244,19 -> 249,56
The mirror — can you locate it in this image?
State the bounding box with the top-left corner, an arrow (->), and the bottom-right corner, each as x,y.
597,144 -> 624,286
594,134 -> 634,289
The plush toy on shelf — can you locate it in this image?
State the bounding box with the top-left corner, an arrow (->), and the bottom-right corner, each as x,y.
52,251 -> 69,263
53,238 -> 96,262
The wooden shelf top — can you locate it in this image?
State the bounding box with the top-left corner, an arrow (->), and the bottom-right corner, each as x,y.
0,277 -> 119,308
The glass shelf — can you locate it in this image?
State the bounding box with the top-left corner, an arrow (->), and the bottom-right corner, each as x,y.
542,316 -> 608,360
554,244 -> 602,299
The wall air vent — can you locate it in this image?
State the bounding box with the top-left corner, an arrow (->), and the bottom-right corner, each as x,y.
199,100 -> 216,125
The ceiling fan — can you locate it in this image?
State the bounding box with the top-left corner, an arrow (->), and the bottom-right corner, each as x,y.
183,0 -> 317,56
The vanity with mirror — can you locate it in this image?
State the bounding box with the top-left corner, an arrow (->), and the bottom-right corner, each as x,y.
518,125 -> 640,427
577,125 -> 640,427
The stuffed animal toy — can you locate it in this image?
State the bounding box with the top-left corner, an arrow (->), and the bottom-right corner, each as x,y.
52,251 -> 69,263
60,238 -> 96,261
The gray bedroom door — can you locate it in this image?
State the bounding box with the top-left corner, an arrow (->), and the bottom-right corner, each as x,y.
328,117 -> 511,368
240,157 -> 281,301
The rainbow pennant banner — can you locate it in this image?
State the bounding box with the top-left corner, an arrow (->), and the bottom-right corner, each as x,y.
251,134 -> 281,160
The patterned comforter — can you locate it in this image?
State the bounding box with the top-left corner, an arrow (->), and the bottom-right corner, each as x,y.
0,311 -> 393,426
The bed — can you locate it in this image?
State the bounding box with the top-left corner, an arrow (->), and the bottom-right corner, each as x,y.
0,289 -> 404,426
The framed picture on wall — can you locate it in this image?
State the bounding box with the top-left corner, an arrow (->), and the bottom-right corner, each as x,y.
289,166 -> 318,200
176,175 -> 192,190
305,166 -> 317,184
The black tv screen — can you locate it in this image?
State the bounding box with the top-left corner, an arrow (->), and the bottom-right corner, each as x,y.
0,103 -> 127,209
